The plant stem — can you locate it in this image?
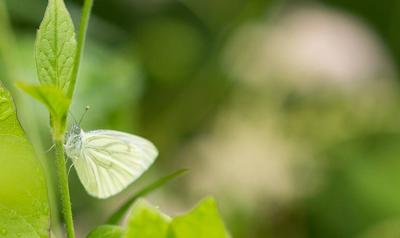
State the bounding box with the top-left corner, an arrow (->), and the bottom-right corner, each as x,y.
0,0 -> 17,90
54,0 -> 93,236
55,140 -> 75,238
67,0 -> 93,98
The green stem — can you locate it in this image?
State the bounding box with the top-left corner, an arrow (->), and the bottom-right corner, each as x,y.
55,139 -> 75,238
67,0 -> 93,98
0,0 -> 17,90
54,0 -> 93,236
54,1 -> 93,236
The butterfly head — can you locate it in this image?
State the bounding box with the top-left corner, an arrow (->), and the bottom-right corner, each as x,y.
65,124 -> 84,158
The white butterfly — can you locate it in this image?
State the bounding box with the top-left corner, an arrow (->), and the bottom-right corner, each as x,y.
64,124 -> 158,199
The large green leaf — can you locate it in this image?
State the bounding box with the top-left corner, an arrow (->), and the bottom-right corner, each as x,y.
168,197 -> 230,238
35,0 -> 76,93
124,199 -> 171,238
0,84 -> 50,237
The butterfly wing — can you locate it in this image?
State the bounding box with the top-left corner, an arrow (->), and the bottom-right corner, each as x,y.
73,130 -> 158,199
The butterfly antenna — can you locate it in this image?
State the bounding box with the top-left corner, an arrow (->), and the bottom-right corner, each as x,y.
68,111 -> 77,124
78,105 -> 90,125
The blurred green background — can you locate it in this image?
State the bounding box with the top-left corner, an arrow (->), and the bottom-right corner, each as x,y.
2,0 -> 400,237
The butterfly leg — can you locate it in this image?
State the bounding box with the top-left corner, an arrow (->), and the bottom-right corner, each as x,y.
67,162 -> 75,177
45,144 -> 55,153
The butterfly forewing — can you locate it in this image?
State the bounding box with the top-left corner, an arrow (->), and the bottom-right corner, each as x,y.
73,130 -> 158,199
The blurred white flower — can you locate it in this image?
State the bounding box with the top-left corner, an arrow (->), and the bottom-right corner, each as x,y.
224,5 -> 396,90
182,110 -> 319,209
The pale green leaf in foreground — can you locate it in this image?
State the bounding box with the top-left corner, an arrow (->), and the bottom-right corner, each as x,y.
168,197 -> 230,238
87,225 -> 124,238
17,81 -> 70,121
91,197 -> 230,238
124,199 -> 171,238
0,84 -> 50,237
35,0 -> 76,93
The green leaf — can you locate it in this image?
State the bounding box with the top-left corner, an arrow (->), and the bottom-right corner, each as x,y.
124,199 -> 171,238
87,225 -> 124,238
0,84 -> 50,237
35,0 -> 76,94
168,197 -> 230,238
107,169 -> 188,225
17,81 -> 70,121
95,197 -> 231,238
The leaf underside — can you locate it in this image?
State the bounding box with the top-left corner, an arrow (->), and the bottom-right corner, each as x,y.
17,81 -> 70,121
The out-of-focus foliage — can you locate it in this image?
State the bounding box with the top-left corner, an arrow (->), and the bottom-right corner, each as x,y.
0,85 -> 49,237
306,133 -> 400,238
107,169 -> 188,225
71,44 -> 143,131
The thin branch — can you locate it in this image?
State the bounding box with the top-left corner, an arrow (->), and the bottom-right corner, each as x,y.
67,0 -> 93,99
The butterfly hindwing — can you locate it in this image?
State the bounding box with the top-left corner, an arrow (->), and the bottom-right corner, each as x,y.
73,130 -> 158,199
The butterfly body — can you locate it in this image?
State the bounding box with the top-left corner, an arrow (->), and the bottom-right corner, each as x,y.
64,125 -> 158,199
65,125 -> 84,158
